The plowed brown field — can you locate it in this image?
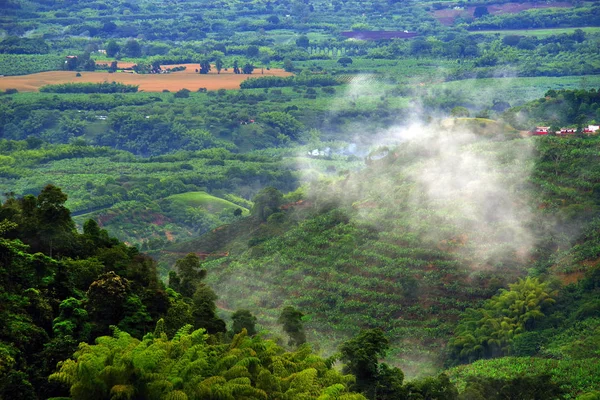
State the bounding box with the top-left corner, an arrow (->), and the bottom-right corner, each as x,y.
0,64 -> 292,92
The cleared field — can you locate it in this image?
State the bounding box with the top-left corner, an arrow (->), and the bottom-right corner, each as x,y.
0,64 -> 292,92
94,61 -> 225,72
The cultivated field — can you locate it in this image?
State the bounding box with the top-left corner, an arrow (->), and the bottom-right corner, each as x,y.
433,1 -> 572,25
0,64 -> 292,92
470,27 -> 600,37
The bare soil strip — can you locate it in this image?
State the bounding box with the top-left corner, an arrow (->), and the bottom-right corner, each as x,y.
0,64 -> 292,92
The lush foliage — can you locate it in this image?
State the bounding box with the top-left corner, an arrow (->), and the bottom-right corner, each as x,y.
50,326 -> 365,400
447,357 -> 599,399
449,277 -> 557,363
504,88 -> 600,130
0,186 -> 255,398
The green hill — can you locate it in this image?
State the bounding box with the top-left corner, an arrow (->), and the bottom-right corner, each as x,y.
166,191 -> 250,215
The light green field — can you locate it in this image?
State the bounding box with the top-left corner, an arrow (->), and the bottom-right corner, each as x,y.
267,29 -> 333,44
471,27 -> 600,37
167,191 -> 250,214
431,75 -> 600,106
447,117 -> 519,134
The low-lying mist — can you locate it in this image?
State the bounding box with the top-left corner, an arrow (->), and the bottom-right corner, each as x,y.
308,76 -> 536,270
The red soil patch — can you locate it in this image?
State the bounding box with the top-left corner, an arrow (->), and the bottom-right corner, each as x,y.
96,213 -> 115,227
432,2 -> 572,26
95,61 -> 240,74
0,64 -> 292,92
161,250 -> 229,259
280,199 -> 313,210
152,214 -> 167,226
215,301 -> 235,313
95,60 -> 138,69
556,271 -> 585,285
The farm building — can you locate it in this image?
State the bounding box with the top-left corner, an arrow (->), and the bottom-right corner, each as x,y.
559,128 -> 576,135
533,126 -> 550,135
532,125 -> 599,136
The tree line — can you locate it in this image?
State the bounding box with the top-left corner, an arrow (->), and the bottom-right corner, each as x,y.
39,82 -> 139,94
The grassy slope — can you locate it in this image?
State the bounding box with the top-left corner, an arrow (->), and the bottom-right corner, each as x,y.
167,191 -> 249,214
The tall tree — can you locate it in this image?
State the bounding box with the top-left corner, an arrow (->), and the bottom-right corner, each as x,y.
242,62 -> 254,74
105,40 -> 120,57
191,284 -> 226,334
215,57 -> 223,74
86,271 -> 131,334
25,185 -> 76,257
278,306 -> 306,347
340,329 -> 392,397
232,309 -> 257,336
123,39 -> 142,58
169,253 -> 207,297
296,35 -> 310,49
199,59 -> 211,74
50,325 -> 366,400
449,277 -> 557,363
251,186 -> 283,222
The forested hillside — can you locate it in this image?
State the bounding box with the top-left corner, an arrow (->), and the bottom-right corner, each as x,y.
2,0 -> 600,398
171,116 -> 600,378
0,186 -> 374,399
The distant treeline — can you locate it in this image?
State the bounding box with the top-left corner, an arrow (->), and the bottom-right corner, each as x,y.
0,36 -> 49,54
39,82 -> 139,93
503,87 -> 600,130
467,5 -> 600,30
240,74 -> 339,89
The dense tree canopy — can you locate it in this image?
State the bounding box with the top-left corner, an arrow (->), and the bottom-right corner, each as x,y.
50,326 -> 366,400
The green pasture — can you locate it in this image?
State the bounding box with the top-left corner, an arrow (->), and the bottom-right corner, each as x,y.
431,75 -> 600,106
267,29 -> 334,44
297,58 -> 460,82
167,191 -> 250,214
470,26 -> 600,37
